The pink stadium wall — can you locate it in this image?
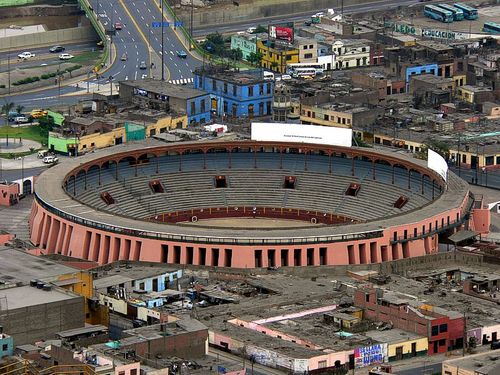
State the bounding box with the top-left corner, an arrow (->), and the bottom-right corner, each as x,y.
29,194 -> 469,268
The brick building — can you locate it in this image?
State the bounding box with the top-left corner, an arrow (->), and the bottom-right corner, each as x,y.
354,287 -> 465,355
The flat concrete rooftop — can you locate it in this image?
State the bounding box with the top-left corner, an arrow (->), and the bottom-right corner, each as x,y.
0,246 -> 77,285
0,284 -> 80,310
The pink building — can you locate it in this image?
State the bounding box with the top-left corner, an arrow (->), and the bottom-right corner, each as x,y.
29,140 -> 479,269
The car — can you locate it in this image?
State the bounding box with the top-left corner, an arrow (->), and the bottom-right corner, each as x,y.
139,61 -> 147,70
7,111 -> 20,121
38,150 -> 50,159
491,341 -> 500,350
176,50 -> 187,58
121,53 -> 128,61
114,22 -> 123,30
14,116 -> 29,124
18,51 -> 35,59
280,74 -> 292,80
59,53 -> 74,60
43,155 -> 58,164
304,20 -> 312,26
30,109 -> 48,119
49,45 -> 65,53
246,27 -> 256,33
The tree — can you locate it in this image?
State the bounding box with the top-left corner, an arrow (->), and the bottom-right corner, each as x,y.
16,105 -> 24,115
202,32 -> 225,56
1,101 -> 14,124
247,51 -> 263,66
253,24 -> 267,34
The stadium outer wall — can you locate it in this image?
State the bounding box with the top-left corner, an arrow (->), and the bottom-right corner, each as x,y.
29,140 -> 473,269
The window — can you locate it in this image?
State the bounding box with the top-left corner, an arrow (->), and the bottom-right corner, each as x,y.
233,84 -> 237,96
130,369 -> 138,375
259,84 -> 264,95
266,83 -> 271,94
304,53 -> 313,59
318,360 -> 327,369
431,326 -> 439,336
309,44 -> 314,49
324,114 -> 329,120
303,45 -> 308,50
223,82 -> 228,93
118,372 -> 125,375
286,55 -> 292,61
191,101 -> 196,114
2,344 -> 8,351
212,79 -> 216,91
248,86 -> 254,96
440,324 -> 448,333
201,99 -> 206,112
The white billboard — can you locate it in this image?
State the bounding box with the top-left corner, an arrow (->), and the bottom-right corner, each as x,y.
251,122 -> 352,147
428,149 -> 448,181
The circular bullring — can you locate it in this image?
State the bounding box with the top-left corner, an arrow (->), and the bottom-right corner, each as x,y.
30,140 -> 471,268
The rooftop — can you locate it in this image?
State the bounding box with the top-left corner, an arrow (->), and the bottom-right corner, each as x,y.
120,79 -> 208,99
123,319 -> 207,339
0,284 -> 80,310
364,329 -> 425,345
443,350 -> 500,374
0,246 -> 77,286
195,67 -> 270,85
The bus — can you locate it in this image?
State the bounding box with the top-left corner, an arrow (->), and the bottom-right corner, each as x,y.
290,67 -> 317,78
435,4 -> 464,21
424,5 -> 454,23
287,63 -> 324,76
453,3 -> 478,20
483,22 -> 500,34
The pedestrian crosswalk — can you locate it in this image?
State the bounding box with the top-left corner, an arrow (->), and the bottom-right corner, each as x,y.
168,78 -> 194,85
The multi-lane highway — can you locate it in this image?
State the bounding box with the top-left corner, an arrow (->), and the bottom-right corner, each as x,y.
2,0 -> 422,111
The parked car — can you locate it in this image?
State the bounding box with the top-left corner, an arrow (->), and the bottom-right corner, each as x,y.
114,22 -> 123,30
38,150 -> 50,158
49,45 -> 65,53
121,53 -> 128,61
59,53 -> 74,60
491,341 -> 500,350
30,109 -> 48,119
176,50 -> 187,58
7,111 -> 20,121
246,27 -> 256,33
139,61 -> 147,70
43,155 -> 58,164
14,116 -> 29,124
280,74 -> 292,80
18,51 -> 35,59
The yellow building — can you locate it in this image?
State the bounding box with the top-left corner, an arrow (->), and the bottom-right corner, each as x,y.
79,127 -> 125,153
257,40 -> 299,73
301,103 -> 354,128
452,74 -> 466,87
145,114 -> 188,137
55,271 -> 109,326
365,329 -> 428,362
455,85 -> 493,104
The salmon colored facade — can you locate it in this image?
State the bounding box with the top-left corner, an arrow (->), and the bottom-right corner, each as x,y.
29,140 -> 474,269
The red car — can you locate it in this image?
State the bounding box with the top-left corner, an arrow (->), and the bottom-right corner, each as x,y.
114,22 -> 123,30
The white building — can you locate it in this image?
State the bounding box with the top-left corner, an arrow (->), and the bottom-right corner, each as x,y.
332,39 -> 371,69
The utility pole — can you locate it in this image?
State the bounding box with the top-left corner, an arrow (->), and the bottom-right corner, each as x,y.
190,0 -> 194,51
161,0 -> 165,81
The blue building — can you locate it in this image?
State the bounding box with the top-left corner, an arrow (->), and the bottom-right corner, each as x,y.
120,80 -> 211,125
194,67 -> 274,118
405,64 -> 439,91
0,333 -> 14,359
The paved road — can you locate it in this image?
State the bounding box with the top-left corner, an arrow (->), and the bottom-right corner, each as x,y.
394,362 -> 441,375
450,166 -> 500,190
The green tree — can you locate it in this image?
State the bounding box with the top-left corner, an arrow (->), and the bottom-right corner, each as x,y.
226,48 -> 243,61
247,51 -> 263,66
16,105 -> 24,115
1,101 -> 14,124
253,24 -> 267,34
202,32 -> 225,56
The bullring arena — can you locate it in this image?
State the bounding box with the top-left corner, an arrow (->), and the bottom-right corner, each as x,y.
29,140 -> 473,268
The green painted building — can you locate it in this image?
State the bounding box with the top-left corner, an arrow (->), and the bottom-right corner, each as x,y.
48,132 -> 78,156
230,34 -> 258,60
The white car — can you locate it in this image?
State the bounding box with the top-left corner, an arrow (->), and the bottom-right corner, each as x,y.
281,74 -> 292,80
59,53 -> 74,60
246,27 -> 256,33
43,155 -> 59,164
18,51 -> 35,59
14,116 -> 29,124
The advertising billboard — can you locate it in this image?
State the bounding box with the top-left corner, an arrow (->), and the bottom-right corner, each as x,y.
251,123 -> 352,147
428,149 -> 448,181
269,25 -> 294,43
354,343 -> 388,368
